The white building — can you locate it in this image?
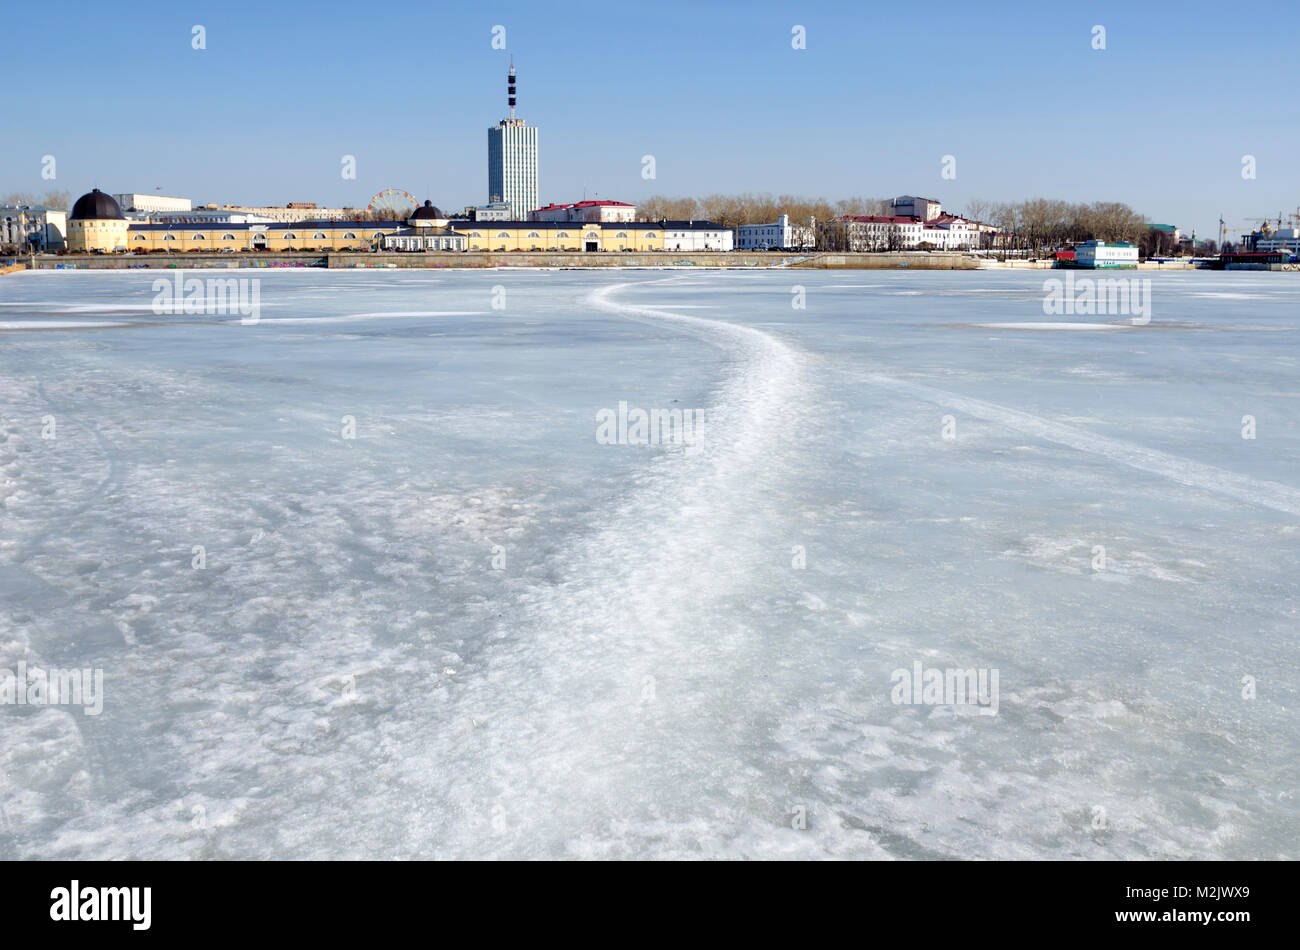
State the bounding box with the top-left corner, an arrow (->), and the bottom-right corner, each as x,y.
659,221 -> 733,252
1254,227 -> 1300,254
920,213 -> 977,250
838,215 -> 925,251
735,214 -> 815,250
0,206 -> 67,251
530,200 -> 636,223
488,117 -> 539,221
461,202 -> 513,222
144,209 -> 275,225
202,206 -> 362,223
834,205 -> 991,252
113,193 -> 192,213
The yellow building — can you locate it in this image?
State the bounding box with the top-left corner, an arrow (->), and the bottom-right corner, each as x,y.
455,221 -> 664,252
123,220 -> 391,253
66,189 -> 734,254
67,189 -> 131,252
119,219 -> 670,254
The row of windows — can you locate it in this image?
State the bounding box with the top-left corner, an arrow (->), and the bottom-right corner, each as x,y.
465,231 -> 653,239
386,238 -> 463,249
136,231 -> 373,242
124,229 -> 667,244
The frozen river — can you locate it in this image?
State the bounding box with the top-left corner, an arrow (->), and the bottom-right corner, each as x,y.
1,267 -> 1296,859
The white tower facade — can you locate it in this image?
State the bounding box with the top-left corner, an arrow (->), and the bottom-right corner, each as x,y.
487,61 -> 538,220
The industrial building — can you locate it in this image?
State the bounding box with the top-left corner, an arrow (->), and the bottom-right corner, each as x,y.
1254,227 -> 1300,254
1239,218 -> 1300,255
113,193 -> 192,214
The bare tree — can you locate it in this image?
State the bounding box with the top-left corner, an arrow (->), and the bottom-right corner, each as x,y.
1,189 -> 71,210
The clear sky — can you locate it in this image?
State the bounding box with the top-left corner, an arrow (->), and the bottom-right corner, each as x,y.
6,0 -> 1298,239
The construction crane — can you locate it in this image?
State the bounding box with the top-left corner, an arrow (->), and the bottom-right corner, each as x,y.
1220,215 -> 1273,249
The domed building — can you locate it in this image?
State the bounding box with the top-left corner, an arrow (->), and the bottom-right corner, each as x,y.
380,199 -> 465,252
408,200 -> 445,227
68,189 -> 130,253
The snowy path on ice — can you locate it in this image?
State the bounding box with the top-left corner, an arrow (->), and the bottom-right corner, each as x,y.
401,279 -> 827,857
863,374 -> 1300,518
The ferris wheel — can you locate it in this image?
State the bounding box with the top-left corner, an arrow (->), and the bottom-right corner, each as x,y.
367,188 -> 417,218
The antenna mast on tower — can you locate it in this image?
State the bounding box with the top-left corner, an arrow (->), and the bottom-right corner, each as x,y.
508,56 -> 517,120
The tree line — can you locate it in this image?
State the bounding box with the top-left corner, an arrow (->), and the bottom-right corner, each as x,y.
966,198 -> 1149,253
634,192 -> 1200,254
2,190 -> 72,210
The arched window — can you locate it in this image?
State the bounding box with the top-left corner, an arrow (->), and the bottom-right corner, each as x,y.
133,234 -> 146,241
496,231 -> 510,238
557,232 -> 569,238
615,232 -> 628,238
470,232 -> 482,238
584,231 -> 600,240
527,231 -> 540,238
221,233 -> 236,240
371,232 -> 384,239
163,234 -> 176,241
313,232 -> 326,240
645,232 -> 656,238
343,232 -> 357,240
282,232 -> 297,240
192,234 -> 206,241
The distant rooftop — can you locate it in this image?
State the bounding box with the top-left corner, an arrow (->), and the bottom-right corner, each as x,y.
530,200 -> 635,212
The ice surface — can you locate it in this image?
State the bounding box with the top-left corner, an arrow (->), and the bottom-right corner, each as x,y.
0,267 -> 1296,859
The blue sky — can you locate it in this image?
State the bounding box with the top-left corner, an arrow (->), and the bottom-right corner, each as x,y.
6,0 -> 1298,239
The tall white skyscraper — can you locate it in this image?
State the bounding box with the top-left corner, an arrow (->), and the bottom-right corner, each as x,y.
487,59 -> 538,220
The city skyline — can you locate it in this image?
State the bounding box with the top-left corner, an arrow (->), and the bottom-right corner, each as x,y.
3,0 -> 1298,240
